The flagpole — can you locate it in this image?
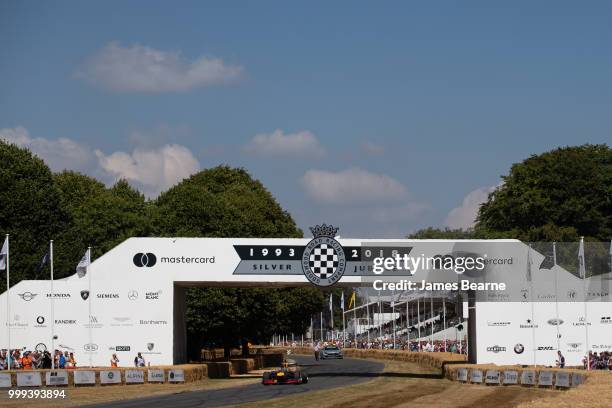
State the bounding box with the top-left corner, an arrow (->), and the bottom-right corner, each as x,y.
50,240 -> 55,370
391,291 -> 396,349
528,245 -> 536,368
320,311 -> 323,342
88,247 -> 92,368
341,293 -> 346,348
329,294 -> 334,342
352,292 -> 357,347
443,296 -> 447,351
5,234 -> 10,370
417,296 -> 421,348
366,293 -> 370,347
552,242 -> 560,352
579,237 -> 590,370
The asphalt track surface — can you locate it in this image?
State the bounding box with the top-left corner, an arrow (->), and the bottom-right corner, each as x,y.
89,355 -> 385,408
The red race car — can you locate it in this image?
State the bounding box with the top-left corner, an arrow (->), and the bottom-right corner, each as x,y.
262,358 -> 308,385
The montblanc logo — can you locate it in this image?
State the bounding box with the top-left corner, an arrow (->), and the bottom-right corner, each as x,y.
133,253 -> 157,267
601,316 -> 611,324
301,224 -> 346,287
18,292 -> 38,301
486,345 -> 506,353
145,290 -> 162,300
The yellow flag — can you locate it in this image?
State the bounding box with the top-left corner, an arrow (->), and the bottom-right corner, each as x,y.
348,291 -> 356,309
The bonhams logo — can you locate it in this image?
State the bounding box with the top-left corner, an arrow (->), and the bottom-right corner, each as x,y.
133,253 -> 157,267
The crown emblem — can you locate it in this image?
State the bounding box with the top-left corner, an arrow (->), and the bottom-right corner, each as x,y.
309,224 -> 339,238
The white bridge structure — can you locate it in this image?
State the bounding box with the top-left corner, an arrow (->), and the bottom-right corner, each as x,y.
1,237 -> 610,367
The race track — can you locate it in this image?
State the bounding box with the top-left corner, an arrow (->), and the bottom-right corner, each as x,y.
89,355 -> 385,408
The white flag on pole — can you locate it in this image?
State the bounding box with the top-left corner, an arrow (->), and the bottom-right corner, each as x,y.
340,291 -> 345,310
578,238 -> 586,279
329,293 -> 333,313
0,236 -> 7,270
76,249 -> 90,278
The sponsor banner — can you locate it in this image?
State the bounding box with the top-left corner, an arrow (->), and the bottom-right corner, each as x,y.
502,370 -> 518,385
74,370 -> 96,385
148,369 -> 165,383
125,370 -> 145,384
571,373 -> 585,387
555,372 -> 570,388
521,370 -> 536,385
538,371 -> 553,386
456,368 -> 468,382
0,373 -> 12,388
485,370 -> 500,384
100,370 -> 121,384
470,369 -> 483,383
168,369 -> 185,383
16,372 -> 42,387
45,371 -> 69,386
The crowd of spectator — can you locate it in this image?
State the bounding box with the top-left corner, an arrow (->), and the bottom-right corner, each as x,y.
0,349 -> 77,370
584,351 -> 612,370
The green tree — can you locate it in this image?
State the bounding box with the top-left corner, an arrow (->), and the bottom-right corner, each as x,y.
52,171 -> 153,276
0,141 -> 69,290
407,227 -> 476,239
153,166 -> 323,359
475,144 -> 611,242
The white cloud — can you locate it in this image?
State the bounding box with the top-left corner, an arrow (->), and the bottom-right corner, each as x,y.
445,185 -> 498,229
77,42 -> 243,92
95,144 -> 200,197
0,126 -> 94,173
244,129 -> 326,158
301,167 -> 409,205
1,126 -> 200,197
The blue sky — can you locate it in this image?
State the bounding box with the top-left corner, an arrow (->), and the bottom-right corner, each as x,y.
1,1 -> 610,237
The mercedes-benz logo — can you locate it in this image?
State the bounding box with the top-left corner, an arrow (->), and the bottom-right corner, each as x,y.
128,290 -> 138,300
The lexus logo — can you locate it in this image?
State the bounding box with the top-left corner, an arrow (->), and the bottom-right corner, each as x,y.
133,253 -> 157,267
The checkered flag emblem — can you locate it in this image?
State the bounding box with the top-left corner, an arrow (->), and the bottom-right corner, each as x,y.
308,243 -> 339,279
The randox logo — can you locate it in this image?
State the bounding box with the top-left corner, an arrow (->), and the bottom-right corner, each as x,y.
133,253 -> 157,267
301,224 -> 346,287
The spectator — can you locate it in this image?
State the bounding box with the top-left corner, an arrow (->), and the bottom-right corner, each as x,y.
314,342 -> 320,361
134,352 -> 145,367
111,353 -> 119,367
557,350 -> 565,368
20,351 -> 32,369
58,351 -> 66,369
